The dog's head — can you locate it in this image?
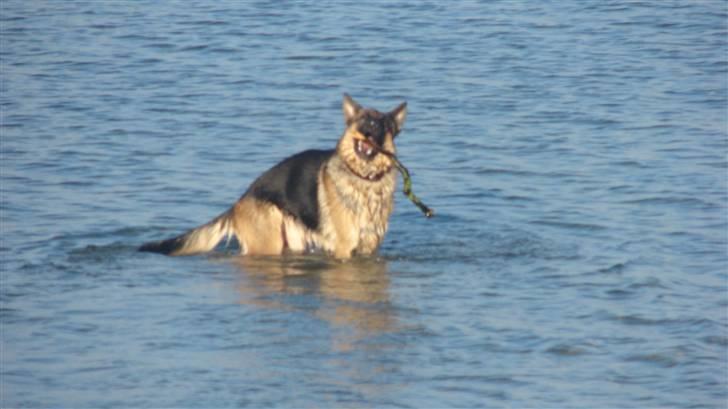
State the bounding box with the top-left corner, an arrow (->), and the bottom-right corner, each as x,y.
337,93 -> 407,181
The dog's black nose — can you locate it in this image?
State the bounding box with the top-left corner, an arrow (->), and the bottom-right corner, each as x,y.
359,117 -> 386,146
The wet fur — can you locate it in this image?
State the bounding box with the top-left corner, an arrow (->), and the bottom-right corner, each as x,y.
140,94 -> 407,259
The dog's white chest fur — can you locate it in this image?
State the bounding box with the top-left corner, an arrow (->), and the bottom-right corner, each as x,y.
318,156 -> 396,257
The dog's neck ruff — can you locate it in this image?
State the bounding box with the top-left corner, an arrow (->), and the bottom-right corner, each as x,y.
342,159 -> 392,182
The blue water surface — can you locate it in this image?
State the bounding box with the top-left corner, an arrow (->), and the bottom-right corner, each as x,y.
1,1 -> 726,408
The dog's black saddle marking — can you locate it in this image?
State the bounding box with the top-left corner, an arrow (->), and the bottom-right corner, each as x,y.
248,149 -> 335,231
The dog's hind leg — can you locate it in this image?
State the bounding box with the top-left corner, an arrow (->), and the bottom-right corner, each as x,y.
231,196 -> 285,256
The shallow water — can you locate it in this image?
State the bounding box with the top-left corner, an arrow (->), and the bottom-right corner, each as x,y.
2,1 -> 727,408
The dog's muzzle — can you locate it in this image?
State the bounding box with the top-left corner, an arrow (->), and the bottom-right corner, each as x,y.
355,138 -> 377,161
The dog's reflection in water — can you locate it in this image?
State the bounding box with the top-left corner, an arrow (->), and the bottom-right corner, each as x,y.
229,255 -> 397,351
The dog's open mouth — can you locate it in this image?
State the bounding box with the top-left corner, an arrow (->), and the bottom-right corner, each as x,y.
355,138 -> 378,160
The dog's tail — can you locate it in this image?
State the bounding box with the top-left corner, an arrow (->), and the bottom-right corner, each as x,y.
139,209 -> 235,256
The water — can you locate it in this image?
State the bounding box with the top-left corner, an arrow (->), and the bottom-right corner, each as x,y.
1,1 -> 726,407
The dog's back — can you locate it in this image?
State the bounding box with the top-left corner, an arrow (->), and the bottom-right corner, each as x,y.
139,150 -> 333,256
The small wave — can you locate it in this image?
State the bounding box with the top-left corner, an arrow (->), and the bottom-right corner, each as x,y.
627,277 -> 666,290
179,44 -> 209,52
614,315 -> 671,326
701,335 -> 728,347
595,262 -> 629,274
610,160 -> 648,168
624,352 -> 680,368
209,47 -> 239,54
285,55 -> 337,61
475,167 -> 542,177
1,16 -> 26,22
545,342 -> 596,356
67,243 -> 137,259
142,43 -> 177,50
89,23 -> 119,30
503,195 -> 537,203
529,219 -> 608,232
431,374 -> 527,386
610,314 -> 715,330
51,226 -> 153,243
621,196 -> 713,207
176,20 -> 230,26
38,226 -> 162,267
604,288 -> 634,299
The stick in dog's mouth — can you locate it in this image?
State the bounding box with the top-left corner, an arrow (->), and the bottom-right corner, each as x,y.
365,138 -> 434,218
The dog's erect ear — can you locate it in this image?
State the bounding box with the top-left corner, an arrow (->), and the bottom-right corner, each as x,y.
389,101 -> 407,133
342,93 -> 362,125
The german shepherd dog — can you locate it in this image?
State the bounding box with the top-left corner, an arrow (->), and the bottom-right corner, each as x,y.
140,94 -> 407,259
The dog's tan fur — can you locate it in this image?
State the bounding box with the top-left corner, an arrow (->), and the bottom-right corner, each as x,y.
142,94 -> 406,259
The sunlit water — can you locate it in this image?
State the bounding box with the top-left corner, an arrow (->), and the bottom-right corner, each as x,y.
2,1 -> 726,408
